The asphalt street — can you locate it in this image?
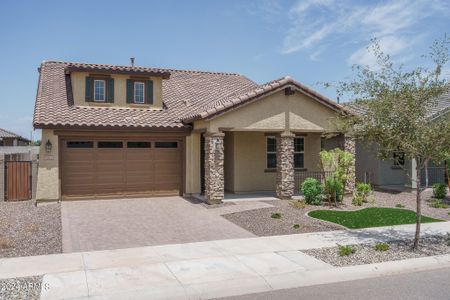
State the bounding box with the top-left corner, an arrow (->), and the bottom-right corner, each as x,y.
220,267 -> 450,300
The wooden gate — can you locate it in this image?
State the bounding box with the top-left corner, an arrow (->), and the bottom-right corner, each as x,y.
5,161 -> 32,201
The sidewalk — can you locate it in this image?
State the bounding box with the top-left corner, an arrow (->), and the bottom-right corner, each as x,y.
1,222 -> 449,299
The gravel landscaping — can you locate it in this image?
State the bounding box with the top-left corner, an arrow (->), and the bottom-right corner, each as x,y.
222,200 -> 342,236
303,235 -> 450,267
222,189 -> 450,236
0,276 -> 43,300
0,200 -> 62,258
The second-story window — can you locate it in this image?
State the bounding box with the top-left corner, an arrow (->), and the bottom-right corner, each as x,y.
133,82 -> 145,103
94,79 -> 106,102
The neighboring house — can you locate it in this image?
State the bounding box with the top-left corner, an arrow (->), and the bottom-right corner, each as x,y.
0,128 -> 30,146
33,61 -> 353,204
345,89 -> 450,189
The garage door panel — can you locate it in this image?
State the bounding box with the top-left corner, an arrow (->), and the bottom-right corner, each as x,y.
62,138 -> 181,199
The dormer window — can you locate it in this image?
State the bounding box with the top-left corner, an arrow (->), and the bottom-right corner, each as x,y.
94,80 -> 106,102
126,79 -> 153,105
85,76 -> 114,103
133,82 -> 145,104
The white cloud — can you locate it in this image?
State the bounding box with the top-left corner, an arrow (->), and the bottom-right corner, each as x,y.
348,36 -> 412,67
280,0 -> 447,63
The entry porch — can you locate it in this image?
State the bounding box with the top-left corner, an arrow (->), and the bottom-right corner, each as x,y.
201,130 -> 354,204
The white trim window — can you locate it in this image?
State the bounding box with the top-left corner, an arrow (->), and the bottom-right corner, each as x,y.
294,137 -> 305,169
266,136 -> 277,169
94,79 -> 106,102
133,81 -> 145,103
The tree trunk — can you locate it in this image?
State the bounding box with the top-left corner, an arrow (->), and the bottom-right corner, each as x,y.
445,160 -> 450,190
413,166 -> 422,250
425,160 -> 429,188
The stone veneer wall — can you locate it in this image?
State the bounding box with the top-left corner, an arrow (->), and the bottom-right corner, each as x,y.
344,137 -> 356,192
276,133 -> 295,199
204,133 -> 225,204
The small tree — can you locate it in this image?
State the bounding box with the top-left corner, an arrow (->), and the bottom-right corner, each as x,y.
320,148 -> 354,191
445,158 -> 450,190
328,37 -> 450,250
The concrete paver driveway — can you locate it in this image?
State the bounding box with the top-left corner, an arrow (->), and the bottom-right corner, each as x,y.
61,197 -> 254,252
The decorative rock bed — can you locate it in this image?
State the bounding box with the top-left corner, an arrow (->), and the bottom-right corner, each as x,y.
0,200 -> 62,258
303,235 -> 450,267
0,276 -> 43,300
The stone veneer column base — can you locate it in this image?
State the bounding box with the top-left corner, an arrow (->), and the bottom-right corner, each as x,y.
276,132 -> 295,200
344,136 -> 356,192
204,132 -> 225,204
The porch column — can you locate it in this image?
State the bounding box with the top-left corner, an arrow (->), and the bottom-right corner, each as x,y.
204,132 -> 225,204
276,132 -> 295,200
344,136 -> 356,192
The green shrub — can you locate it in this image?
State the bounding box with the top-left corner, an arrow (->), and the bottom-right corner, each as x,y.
301,178 -> 324,205
429,199 -> 449,209
375,242 -> 390,251
432,183 -> 448,199
293,224 -> 301,229
395,203 -> 405,208
271,212 -> 282,219
289,200 -> 307,209
446,233 -> 450,246
324,175 -> 343,203
337,244 -> 355,256
352,194 -> 364,206
352,183 -> 372,206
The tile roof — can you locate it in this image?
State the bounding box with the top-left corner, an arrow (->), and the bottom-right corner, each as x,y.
182,76 -> 350,122
343,88 -> 450,119
0,128 -> 29,141
33,61 -> 346,130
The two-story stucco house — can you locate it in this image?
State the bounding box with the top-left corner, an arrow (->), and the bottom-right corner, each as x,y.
33,61 -> 353,204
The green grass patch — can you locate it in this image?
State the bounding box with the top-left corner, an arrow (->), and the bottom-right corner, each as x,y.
308,207 -> 442,229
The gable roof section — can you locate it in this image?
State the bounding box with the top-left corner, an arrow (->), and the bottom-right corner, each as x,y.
33,61 -> 346,129
0,128 -> 30,142
182,76 -> 350,122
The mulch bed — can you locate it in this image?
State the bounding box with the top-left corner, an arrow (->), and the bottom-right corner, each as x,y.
222,190 -> 450,236
0,276 -> 43,300
303,235 -> 450,267
0,200 -> 62,258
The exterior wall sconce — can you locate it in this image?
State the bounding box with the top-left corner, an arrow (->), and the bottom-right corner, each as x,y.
213,138 -> 222,150
45,139 -> 52,153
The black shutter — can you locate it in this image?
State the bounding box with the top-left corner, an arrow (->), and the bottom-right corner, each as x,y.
126,79 -> 133,103
106,78 -> 114,103
146,80 -> 153,105
85,77 -> 93,102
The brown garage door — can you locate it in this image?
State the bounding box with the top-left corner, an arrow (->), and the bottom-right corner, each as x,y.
61,139 -> 181,199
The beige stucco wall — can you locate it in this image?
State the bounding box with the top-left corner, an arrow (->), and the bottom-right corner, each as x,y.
196,90 -> 338,133
36,129 -> 60,201
224,132 -> 235,191
224,132 -> 322,193
191,89 -> 339,193
185,132 -> 201,195
71,72 -> 163,109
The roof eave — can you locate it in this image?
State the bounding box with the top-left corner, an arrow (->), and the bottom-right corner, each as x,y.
64,66 -> 171,79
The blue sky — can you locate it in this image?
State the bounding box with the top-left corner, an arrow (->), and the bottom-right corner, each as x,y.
0,0 -> 449,140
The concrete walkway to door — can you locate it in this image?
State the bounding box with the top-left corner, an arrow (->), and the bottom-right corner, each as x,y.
61,197 -> 255,252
